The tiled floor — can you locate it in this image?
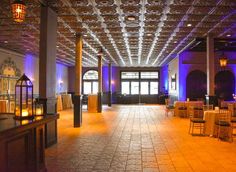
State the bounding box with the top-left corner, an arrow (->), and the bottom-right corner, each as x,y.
46,105 -> 236,172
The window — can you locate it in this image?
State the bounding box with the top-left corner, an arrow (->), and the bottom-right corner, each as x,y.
131,81 -> 139,95
83,70 -> 98,94
141,72 -> 158,79
83,82 -> 92,94
83,70 -> 98,80
141,82 -> 149,95
121,72 -> 139,79
121,81 -> 130,94
150,82 -> 158,95
121,71 -> 159,95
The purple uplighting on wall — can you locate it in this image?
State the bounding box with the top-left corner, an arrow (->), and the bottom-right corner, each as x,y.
24,53 -> 35,80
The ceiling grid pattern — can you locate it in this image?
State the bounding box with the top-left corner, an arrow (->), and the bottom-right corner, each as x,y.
0,0 -> 235,67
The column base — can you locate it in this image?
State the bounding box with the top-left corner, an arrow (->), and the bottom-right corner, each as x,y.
73,95 -> 82,127
97,92 -> 103,113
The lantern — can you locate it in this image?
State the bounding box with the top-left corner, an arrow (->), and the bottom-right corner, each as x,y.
34,99 -> 44,116
12,0 -> 26,23
219,55 -> 227,67
15,74 -> 34,119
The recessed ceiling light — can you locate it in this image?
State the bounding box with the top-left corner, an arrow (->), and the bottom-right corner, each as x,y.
84,34 -> 88,37
226,34 -> 231,37
127,15 -> 136,21
26,48 -> 30,51
174,41 -> 177,43
147,33 -> 152,36
56,45 -> 59,48
187,23 -> 192,27
4,41 -> 8,43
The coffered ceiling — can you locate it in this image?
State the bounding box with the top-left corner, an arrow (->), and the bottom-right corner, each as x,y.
0,0 -> 235,67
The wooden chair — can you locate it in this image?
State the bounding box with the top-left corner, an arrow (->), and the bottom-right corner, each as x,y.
165,98 -> 174,117
189,106 -> 205,135
178,103 -> 187,118
228,104 -> 236,141
214,109 -> 232,141
203,104 -> 213,111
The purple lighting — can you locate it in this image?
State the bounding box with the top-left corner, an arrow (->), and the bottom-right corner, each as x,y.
24,53 -> 36,81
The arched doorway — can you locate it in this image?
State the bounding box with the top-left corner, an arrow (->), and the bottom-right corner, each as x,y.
215,70 -> 235,100
186,70 -> 207,100
83,70 -> 98,94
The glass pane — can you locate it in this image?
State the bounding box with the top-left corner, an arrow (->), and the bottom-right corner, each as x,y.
141,72 -> 158,79
121,72 -> 139,79
150,82 -> 158,95
83,82 -> 92,94
141,82 -> 149,95
121,81 -> 130,94
92,81 -> 98,94
83,70 -> 98,80
131,82 -> 139,95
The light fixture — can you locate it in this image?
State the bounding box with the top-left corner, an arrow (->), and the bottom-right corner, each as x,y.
127,15 -> 136,21
219,53 -> 228,67
226,34 -> 231,37
187,23 -> 192,27
147,33 -> 152,36
4,41 -> 8,44
12,0 -> 26,23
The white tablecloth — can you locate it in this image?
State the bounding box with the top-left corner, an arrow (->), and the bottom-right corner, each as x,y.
203,110 -> 230,136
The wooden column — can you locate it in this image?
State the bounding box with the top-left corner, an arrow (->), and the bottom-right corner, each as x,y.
39,5 -> 57,147
108,62 -> 112,107
74,33 -> 83,127
97,52 -> 103,112
206,34 -> 216,105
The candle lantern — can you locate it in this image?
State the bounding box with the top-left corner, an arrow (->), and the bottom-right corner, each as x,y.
34,99 -> 44,116
12,0 -> 26,23
15,74 -> 34,119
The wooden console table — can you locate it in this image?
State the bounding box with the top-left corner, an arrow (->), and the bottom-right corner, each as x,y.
0,113 -> 59,172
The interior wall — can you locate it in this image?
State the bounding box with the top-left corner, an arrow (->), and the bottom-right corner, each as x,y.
0,48 -> 68,95
173,51 -> 236,101
168,57 -> 179,101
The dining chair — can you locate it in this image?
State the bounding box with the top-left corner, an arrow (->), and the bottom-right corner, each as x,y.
165,98 -> 174,117
228,104 -> 236,141
189,106 -> 205,135
214,109 -> 232,141
178,103 -> 187,118
203,104 -> 213,111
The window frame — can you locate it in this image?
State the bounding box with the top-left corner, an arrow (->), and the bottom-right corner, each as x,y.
82,70 -> 99,94
120,70 -> 159,95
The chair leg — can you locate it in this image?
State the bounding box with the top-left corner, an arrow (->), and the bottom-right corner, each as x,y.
189,121 -> 192,134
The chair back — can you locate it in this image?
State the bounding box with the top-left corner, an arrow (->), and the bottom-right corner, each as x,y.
203,104 -> 213,111
216,109 -> 231,122
189,105 -> 203,119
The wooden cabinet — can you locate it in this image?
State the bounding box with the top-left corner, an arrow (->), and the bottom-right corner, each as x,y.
0,114 -> 58,172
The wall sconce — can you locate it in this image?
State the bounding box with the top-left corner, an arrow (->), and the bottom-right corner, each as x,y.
12,0 -> 26,23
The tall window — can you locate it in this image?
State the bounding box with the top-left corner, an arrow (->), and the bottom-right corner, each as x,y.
121,71 -> 159,95
83,70 -> 98,94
